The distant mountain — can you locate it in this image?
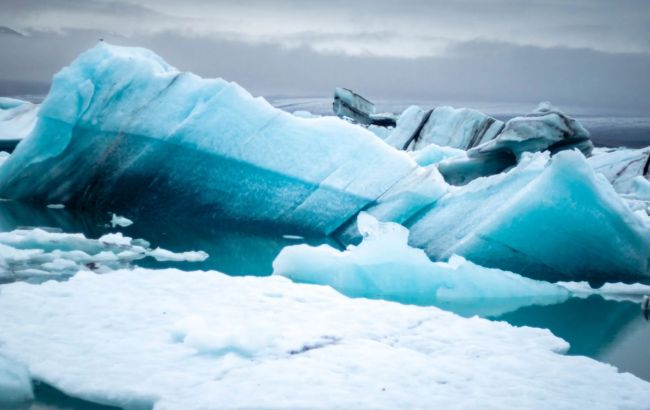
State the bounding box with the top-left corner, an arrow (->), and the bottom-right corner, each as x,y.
0,26 -> 25,37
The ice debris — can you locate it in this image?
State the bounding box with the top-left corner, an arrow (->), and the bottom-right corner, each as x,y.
0,268 -> 648,409
274,213 -> 568,310
110,213 -> 133,227
0,228 -> 208,282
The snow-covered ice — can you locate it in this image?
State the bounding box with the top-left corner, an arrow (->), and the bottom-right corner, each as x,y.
275,213 -> 568,312
0,268 -> 648,409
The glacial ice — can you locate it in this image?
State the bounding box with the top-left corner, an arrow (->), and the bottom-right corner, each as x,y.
558,281 -> 650,302
385,105 -> 503,151
468,102 -> 593,160
403,150 -> 650,281
1,268 -> 649,409
0,43 -> 419,235
332,87 -> 396,126
0,355 -> 33,404
588,146 -> 650,195
0,227 -> 208,282
0,97 -> 38,152
274,213 -> 568,311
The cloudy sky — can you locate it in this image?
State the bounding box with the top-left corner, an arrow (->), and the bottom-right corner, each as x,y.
1,0 -> 649,113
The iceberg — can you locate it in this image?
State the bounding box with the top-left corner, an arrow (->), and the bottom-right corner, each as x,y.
332,87 -> 396,126
274,213 -> 568,312
0,97 -> 38,152
0,267 -> 648,409
0,44 -> 420,236
468,102 -> 593,160
385,105 -> 503,151
402,150 -> 650,281
588,146 -> 650,195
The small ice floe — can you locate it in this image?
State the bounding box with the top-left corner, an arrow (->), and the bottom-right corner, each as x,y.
558,281 -> 650,303
110,213 -> 133,228
282,234 -> 304,240
0,228 -> 209,282
0,354 -> 33,404
46,203 -> 65,209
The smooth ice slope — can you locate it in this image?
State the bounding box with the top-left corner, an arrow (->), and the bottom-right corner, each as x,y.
275,213 -> 568,310
0,355 -> 33,403
407,151 -> 650,281
1,268 -> 649,409
0,43 -> 419,235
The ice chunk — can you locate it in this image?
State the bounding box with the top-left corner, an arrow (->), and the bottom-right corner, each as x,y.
385,105 -> 503,151
469,102 -> 593,160
588,146 -> 650,195
558,281 -> 650,302
0,44 -> 417,236
0,268 -> 648,409
332,87 -> 396,127
110,213 -> 133,228
275,213 -> 568,311
407,150 -> 650,281
0,228 -> 208,282
409,143 -> 466,166
0,355 -> 33,404
0,97 -> 38,153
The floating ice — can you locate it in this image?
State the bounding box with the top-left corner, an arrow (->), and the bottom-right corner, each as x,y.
332,87 -> 396,126
468,102 -> 593,160
588,146 -> 650,195
409,143 -> 466,166
0,97 -> 38,153
386,105 -> 503,151
0,228 -> 208,282
0,355 -> 33,404
404,150 -> 650,281
274,213 -> 568,311
558,281 -> 650,302
0,43 -> 419,236
0,268 -> 648,409
110,213 -> 133,227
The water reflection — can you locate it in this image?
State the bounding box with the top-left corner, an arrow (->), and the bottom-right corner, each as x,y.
494,295 -> 650,381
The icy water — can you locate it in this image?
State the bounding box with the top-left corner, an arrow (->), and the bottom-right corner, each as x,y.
1,200 -> 649,410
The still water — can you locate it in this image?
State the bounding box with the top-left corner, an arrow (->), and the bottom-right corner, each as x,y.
0,200 -> 648,409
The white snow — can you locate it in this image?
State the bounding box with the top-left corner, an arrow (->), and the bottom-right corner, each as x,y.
0,268 -> 648,409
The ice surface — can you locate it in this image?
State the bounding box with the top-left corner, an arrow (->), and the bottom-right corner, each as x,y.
0,355 -> 33,403
469,102 -> 593,160
0,227 -> 208,282
406,150 -> 650,281
409,143 -> 466,166
0,43 -> 417,235
275,213 -> 568,310
0,268 -> 648,409
588,147 -> 650,195
385,105 -> 503,151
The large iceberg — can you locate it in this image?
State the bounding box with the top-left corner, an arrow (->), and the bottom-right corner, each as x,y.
0,43 -> 420,236
274,213 -> 568,312
0,267 -> 648,409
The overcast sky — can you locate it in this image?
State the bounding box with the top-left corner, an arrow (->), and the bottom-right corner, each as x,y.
1,0 -> 649,113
